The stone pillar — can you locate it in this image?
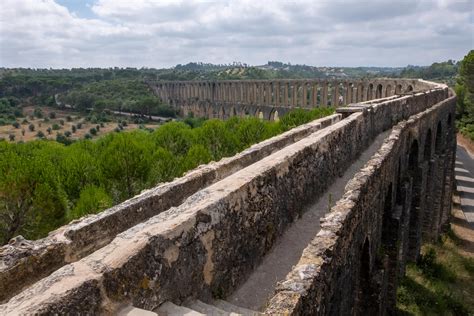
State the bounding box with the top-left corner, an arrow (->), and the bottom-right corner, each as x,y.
266,82 -> 272,105
332,81 -> 339,107
251,82 -> 256,104
292,82 -> 298,107
257,82 -> 263,105
345,82 -> 351,105
274,81 -> 280,107
309,82 -> 316,107
247,82 -> 252,104
302,82 -> 307,108
322,81 -> 328,106
284,82 -> 289,107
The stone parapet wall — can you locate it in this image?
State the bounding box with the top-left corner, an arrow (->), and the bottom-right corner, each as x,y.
264,94 -> 456,315
0,82 -> 453,314
0,114 -> 341,304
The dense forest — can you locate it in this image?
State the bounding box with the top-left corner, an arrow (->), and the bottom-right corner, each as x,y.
0,107 -> 334,245
398,60 -> 460,85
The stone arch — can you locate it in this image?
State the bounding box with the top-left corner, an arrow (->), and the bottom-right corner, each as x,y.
435,121 -> 443,154
423,129 -> 432,161
337,82 -> 345,106
395,84 -> 403,94
406,85 -> 414,93
271,109 -> 280,122
380,182 -> 400,307
254,108 -> 264,120
218,106 -> 225,120
357,83 -> 365,102
367,83 -> 374,100
230,107 -> 237,118
355,237 -> 376,314
376,84 -> 383,99
385,84 -> 392,97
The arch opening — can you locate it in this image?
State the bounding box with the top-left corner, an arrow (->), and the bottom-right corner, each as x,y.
376,84 -> 383,99
424,129 -> 432,161
435,121 -> 443,154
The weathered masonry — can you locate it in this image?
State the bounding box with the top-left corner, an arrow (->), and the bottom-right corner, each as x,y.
0,79 -> 456,315
148,79 -> 429,119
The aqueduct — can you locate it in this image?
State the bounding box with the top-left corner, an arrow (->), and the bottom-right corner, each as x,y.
149,79 -> 421,120
0,78 -> 456,315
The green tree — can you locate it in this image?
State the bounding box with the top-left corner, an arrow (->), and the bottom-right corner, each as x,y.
148,147 -> 180,185
194,119 -> 239,160
180,144 -> 212,172
151,121 -> 193,156
99,132 -> 153,200
67,185 -> 112,221
0,142 -> 67,243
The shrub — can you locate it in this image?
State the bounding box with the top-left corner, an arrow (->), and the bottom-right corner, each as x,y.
52,123 -> 60,130
59,119 -> 65,126
21,129 -> 25,136
56,133 -> 72,145
34,108 -> 43,118
9,134 -> 15,142
36,131 -> 45,138
49,112 -> 56,119
77,122 -> 82,129
22,118 -> 29,124
47,127 -> 52,135
12,122 -> 20,129
84,133 -> 92,139
71,125 -> 77,133
89,127 -> 97,135
65,131 -> 72,137
28,123 -> 35,132
66,115 -> 72,122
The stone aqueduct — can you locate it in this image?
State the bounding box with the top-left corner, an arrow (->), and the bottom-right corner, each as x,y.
0,78 -> 456,315
150,79 -> 421,119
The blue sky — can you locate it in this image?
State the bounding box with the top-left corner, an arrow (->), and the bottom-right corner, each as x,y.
0,0 -> 472,68
55,0 -> 95,18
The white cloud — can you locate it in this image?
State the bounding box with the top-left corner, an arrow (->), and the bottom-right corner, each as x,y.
0,0 -> 472,68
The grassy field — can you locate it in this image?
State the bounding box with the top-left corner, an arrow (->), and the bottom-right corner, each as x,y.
396,195 -> 474,315
0,106 -> 160,142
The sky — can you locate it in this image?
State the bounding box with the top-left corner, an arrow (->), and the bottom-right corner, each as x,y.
0,0 -> 472,69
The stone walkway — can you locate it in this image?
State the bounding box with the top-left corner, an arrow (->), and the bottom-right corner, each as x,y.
227,130 -> 391,311
455,145 -> 474,227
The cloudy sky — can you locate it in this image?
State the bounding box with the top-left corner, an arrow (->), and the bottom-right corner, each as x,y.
0,0 -> 472,68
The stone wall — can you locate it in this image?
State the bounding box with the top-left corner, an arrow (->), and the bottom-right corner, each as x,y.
264,94 -> 456,315
0,115 -> 340,304
0,82 -> 453,315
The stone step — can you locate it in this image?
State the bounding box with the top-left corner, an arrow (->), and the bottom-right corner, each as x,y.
184,299 -> 239,315
118,305 -> 158,316
156,302 -> 205,316
214,300 -> 262,316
